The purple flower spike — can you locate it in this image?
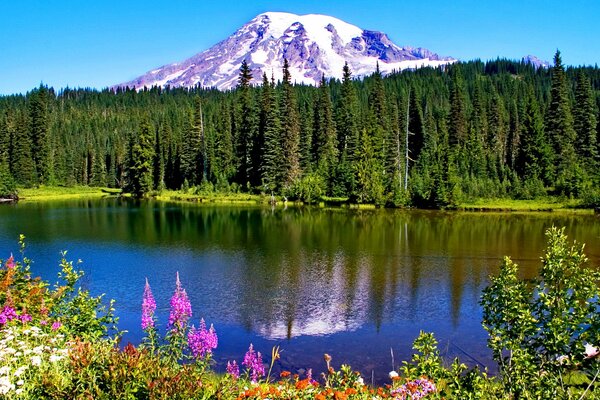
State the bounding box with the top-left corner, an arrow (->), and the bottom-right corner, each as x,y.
243,343 -> 265,383
168,272 -> 192,330
227,360 -> 240,379
141,278 -> 156,330
188,318 -> 218,358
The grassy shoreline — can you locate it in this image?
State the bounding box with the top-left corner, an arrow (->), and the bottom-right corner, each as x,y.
11,186 -> 597,213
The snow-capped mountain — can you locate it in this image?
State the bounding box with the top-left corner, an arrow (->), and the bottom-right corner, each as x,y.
522,55 -> 551,69
118,12 -> 456,91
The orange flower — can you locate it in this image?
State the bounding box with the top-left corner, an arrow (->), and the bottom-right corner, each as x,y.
333,391 -> 347,400
345,388 -> 357,395
295,378 -> 310,390
280,370 -> 291,378
315,394 -> 327,400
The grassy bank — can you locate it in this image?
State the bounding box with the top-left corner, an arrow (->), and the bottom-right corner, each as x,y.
455,197 -> 591,212
13,186 -> 598,213
16,186 -> 119,201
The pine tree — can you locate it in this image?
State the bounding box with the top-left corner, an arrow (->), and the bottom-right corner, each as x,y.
573,71 -> 598,173
180,108 -> 199,185
448,64 -> 467,147
516,87 -> 552,183
11,111 -> 36,186
236,60 -> 257,187
153,124 -> 164,190
312,75 -> 337,184
29,85 -> 51,183
262,75 -> 283,191
214,100 -> 235,185
546,50 -> 577,179
129,119 -> 155,197
336,62 -> 360,162
280,58 -> 301,186
408,87 -> 425,165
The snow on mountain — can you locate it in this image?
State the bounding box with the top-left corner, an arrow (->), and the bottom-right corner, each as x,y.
117,12 -> 456,91
522,55 -> 551,69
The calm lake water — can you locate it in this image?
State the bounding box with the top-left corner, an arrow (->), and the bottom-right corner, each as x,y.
1,198 -> 599,382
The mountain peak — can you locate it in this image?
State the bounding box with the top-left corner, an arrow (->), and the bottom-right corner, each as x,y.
118,12 -> 456,91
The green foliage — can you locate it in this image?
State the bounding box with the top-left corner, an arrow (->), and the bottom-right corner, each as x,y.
0,161 -> 17,199
285,173 -> 325,203
481,226 -> 600,398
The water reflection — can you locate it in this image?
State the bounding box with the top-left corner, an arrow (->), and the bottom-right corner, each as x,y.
1,199 -> 599,381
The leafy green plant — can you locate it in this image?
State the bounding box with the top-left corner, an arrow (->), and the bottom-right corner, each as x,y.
481,226 -> 600,398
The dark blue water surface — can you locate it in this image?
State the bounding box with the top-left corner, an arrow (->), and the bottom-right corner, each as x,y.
1,198 -> 599,383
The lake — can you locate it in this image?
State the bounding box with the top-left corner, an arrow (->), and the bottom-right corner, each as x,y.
1,198 -> 599,383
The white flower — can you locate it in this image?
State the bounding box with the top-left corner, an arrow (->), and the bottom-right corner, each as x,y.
389,370 -> 399,379
556,355 -> 569,364
30,355 -> 42,366
49,354 -> 63,363
15,388 -> 23,395
0,366 -> 9,375
32,346 -> 43,355
16,379 -> 23,386
13,366 -> 27,377
584,343 -> 599,359
357,376 -> 364,385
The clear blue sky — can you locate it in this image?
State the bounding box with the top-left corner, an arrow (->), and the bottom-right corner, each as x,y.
1,0 -> 598,95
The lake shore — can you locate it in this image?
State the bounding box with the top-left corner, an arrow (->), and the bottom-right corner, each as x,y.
9,185 -> 597,213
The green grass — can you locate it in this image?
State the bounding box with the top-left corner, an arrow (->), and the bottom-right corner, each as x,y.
17,186 -> 118,201
457,197 -> 591,212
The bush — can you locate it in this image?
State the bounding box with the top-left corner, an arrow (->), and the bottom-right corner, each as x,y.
481,227 -> 600,398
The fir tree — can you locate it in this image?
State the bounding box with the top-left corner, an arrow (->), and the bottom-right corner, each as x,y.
545,50 -> 577,178
262,76 -> 283,192
129,119 -> 155,197
29,84 -> 51,183
280,58 -> 301,186
312,75 -> 337,185
448,64 -> 467,147
573,71 -> 598,173
236,60 -> 257,187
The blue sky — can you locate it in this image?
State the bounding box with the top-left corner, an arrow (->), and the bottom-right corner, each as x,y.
0,0 -> 598,95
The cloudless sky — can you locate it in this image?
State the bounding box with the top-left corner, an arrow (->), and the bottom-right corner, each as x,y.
1,0 -> 598,95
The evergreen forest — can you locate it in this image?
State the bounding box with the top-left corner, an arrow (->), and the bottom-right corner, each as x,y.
1,51 -> 599,207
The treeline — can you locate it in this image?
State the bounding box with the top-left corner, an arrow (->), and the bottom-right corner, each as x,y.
1,51 -> 599,206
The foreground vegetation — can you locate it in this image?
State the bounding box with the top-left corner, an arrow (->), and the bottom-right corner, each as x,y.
1,52 -> 600,208
0,227 -> 598,398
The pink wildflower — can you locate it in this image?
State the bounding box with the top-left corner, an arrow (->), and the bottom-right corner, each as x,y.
0,306 -> 17,325
227,360 -> 240,379
51,321 -> 62,330
18,313 -> 32,323
168,272 -> 192,330
5,254 -> 15,269
242,343 -> 265,383
187,319 -> 218,358
141,278 -> 156,330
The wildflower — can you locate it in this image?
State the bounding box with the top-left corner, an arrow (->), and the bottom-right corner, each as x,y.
227,360 -> 240,379
15,379 -> 23,386
49,354 -> 64,363
0,366 -> 9,376
18,314 -> 32,324
0,306 -> 17,325
40,320 -> 48,326
5,254 -> 15,269
168,272 -> 192,330
30,355 -> 42,366
13,367 -> 27,377
141,278 -> 157,330
187,319 -> 218,358
51,321 -> 62,331
389,370 -> 399,379
584,343 -> 599,359
356,376 -> 364,386
243,343 -> 265,383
